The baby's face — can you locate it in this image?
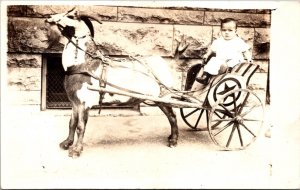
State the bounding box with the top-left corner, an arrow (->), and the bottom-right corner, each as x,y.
221,21 -> 237,40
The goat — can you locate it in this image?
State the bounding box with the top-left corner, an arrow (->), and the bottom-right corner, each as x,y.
45,7 -> 179,157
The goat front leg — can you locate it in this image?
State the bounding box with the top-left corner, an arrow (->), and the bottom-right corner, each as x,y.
60,107 -> 78,150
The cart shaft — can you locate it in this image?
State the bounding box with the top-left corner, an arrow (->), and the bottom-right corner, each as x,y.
87,85 -> 204,109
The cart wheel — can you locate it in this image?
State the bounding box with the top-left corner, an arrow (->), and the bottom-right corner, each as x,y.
180,107 -> 207,130
208,89 -> 265,150
180,106 -> 227,131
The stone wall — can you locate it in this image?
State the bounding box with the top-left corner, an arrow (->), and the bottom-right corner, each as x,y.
6,5 -> 271,107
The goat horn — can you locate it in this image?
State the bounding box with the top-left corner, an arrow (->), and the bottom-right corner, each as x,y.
79,13 -> 102,24
66,6 -> 76,15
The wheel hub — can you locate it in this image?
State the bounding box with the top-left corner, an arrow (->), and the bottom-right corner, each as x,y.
235,116 -> 244,124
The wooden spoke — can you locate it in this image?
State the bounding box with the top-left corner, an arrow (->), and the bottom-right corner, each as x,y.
180,107 -> 207,130
213,121 -> 234,136
184,108 -> 200,118
236,124 -> 244,147
237,91 -> 250,115
211,118 -> 233,122
193,109 -> 203,128
232,91 -> 238,116
208,89 -> 264,151
214,110 -> 223,119
240,122 -> 256,137
226,123 -> 236,148
241,103 -> 260,117
243,118 -> 261,122
214,108 -> 232,117
220,104 -> 234,118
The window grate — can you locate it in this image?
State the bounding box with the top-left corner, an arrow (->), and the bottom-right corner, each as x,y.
43,55 -> 138,110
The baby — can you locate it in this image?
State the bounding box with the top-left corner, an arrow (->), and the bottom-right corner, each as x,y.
196,18 -> 253,85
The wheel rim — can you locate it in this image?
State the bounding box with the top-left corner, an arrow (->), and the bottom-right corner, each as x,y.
208,89 -> 265,150
180,107 -> 206,130
180,107 -> 227,130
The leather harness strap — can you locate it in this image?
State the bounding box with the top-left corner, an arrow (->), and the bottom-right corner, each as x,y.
65,66 -> 145,95
65,34 -> 110,113
98,62 -> 108,114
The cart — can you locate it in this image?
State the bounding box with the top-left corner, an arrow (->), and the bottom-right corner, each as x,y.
88,60 -> 265,151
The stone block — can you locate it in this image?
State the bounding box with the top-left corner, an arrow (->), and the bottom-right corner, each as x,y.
26,5 -> 117,21
206,9 -> 257,13
7,17 -> 62,53
94,22 -> 173,56
7,68 -> 41,91
26,5 -> 75,17
205,11 -> 271,27
174,25 -> 213,58
7,5 -> 27,17
118,7 -> 204,24
208,9 -> 271,14
7,53 -> 42,68
256,9 -> 272,14
253,28 -> 270,60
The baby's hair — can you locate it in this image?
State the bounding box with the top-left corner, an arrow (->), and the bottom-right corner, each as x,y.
221,18 -> 238,29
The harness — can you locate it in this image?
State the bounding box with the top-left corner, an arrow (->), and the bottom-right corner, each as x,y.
65,35 -> 164,113
64,34 -> 110,113
53,14 -> 154,112
63,33 -> 204,112
98,59 -> 107,113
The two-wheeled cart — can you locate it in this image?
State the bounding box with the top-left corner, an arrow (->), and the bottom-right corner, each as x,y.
88,61 -> 265,151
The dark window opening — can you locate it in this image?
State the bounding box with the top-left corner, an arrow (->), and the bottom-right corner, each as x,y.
41,54 -> 139,110
46,55 -> 70,108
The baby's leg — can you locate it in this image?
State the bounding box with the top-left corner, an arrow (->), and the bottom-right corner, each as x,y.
191,68 -> 205,91
203,57 -> 224,75
227,59 -> 242,68
192,58 -> 223,89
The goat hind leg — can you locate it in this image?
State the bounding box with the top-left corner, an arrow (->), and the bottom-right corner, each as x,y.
159,105 -> 178,147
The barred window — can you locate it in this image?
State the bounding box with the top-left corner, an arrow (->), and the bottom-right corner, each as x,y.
41,54 -> 138,110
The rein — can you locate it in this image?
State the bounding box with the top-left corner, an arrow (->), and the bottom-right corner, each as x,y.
64,34 -> 208,110
64,36 -> 151,96
65,66 -> 146,95
64,34 -> 110,64
64,34 -> 110,113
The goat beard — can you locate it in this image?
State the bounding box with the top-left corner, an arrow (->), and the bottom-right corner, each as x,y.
46,24 -> 62,48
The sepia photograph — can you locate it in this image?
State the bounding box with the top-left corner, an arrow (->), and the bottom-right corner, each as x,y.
1,1 -> 299,189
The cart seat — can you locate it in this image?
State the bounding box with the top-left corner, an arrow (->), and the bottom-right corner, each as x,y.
230,62 -> 259,85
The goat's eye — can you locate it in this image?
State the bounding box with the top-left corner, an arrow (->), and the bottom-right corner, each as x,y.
67,16 -> 74,19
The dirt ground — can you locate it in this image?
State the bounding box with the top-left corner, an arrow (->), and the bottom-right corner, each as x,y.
1,105 -> 299,189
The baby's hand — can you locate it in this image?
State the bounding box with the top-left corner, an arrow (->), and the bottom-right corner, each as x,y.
203,54 -> 209,62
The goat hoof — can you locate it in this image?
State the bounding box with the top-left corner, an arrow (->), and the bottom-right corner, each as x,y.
68,146 -> 83,158
168,139 -> 178,148
69,151 -> 80,158
59,140 -> 73,150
